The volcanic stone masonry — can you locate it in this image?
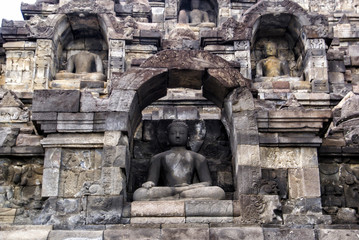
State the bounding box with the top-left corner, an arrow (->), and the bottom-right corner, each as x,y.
2,0 -> 359,239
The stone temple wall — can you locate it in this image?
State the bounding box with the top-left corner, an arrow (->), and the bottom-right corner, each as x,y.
1,0 -> 359,239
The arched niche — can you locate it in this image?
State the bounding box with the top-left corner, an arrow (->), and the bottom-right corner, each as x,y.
109,50 -> 252,201
54,13 -> 109,78
178,0 -> 218,26
251,13 -> 304,80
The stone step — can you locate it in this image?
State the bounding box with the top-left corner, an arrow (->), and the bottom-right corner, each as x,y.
2,224 -> 359,240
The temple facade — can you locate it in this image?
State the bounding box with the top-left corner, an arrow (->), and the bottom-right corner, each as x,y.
1,0 -> 359,239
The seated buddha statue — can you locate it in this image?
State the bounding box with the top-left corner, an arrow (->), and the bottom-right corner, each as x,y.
133,120 -> 225,201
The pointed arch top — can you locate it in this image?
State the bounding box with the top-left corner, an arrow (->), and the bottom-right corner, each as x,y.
111,50 -> 251,109
217,0 -> 328,41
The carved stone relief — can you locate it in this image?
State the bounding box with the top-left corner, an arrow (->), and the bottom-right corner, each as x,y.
58,149 -> 102,197
178,0 -> 217,27
5,50 -> 35,89
0,158 -> 43,209
320,163 -> 359,223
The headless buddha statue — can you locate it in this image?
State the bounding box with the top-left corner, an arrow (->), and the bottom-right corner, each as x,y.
55,51 -> 106,81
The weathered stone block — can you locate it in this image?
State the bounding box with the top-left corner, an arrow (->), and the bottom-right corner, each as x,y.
261,168 -> 288,198
236,166 -> 261,195
263,228 -> 315,240
103,145 -> 127,168
101,167 -> 126,195
104,227 -> 161,240
0,107 -> 29,123
15,134 -> 42,146
42,168 -> 59,197
186,217 -> 233,224
328,61 -> 346,72
260,147 -> 318,169
105,112 -> 129,131
0,229 -> 51,240
44,148 -> 62,169
329,72 -> 345,84
32,90 -> 80,112
163,106 -> 177,119
41,133 -> 104,148
108,90 -> 137,112
237,195 -> 281,224
233,111 -> 258,131
318,229 -> 359,240
283,198 -> 322,215
209,226 -> 264,240
237,130 -> 259,145
131,201 -> 185,217
56,198 -> 83,215
0,127 -> 19,147
12,146 -> 44,154
0,208 -> 16,223
48,230 -> 103,240
185,200 -> 233,217
168,69 -> 203,89
57,113 -> 94,132
86,196 -> 123,224
312,79 -> 329,93
103,131 -> 123,146
177,106 -> 199,120
288,168 -> 321,199
236,145 -> 260,166
80,92 -> 109,112
161,225 -> 209,240
31,112 -> 57,121
130,217 -> 185,224
283,214 -> 332,225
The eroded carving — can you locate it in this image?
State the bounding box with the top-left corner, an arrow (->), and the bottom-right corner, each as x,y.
178,0 -> 216,27
256,41 -> 290,78
55,51 -> 106,81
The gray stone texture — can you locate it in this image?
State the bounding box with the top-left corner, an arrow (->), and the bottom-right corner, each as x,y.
48,230 -> 103,240
263,228 -> 315,240
2,0 -> 359,236
32,90 -> 80,112
161,224 -> 209,240
318,229 -> 359,240
209,226 -> 264,240
131,201 -> 185,217
185,200 -> 233,217
105,227 -> 161,240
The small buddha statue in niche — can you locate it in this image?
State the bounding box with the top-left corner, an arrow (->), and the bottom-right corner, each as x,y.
133,120 -> 225,201
256,42 -> 290,78
55,51 -> 106,81
178,0 -> 216,27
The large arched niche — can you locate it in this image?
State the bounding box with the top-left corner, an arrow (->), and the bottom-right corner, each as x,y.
110,50 -> 252,200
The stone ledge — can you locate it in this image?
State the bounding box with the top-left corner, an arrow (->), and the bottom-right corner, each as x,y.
1,225 -> 359,240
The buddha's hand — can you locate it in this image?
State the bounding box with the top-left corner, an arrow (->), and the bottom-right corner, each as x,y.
142,181 -> 155,189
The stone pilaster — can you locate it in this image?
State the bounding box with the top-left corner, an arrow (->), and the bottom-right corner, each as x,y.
108,39 -> 125,83
303,38 -> 329,93
234,40 -> 251,79
34,39 -> 55,90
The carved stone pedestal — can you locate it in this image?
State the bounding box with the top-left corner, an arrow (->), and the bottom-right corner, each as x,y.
130,200 -> 235,224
